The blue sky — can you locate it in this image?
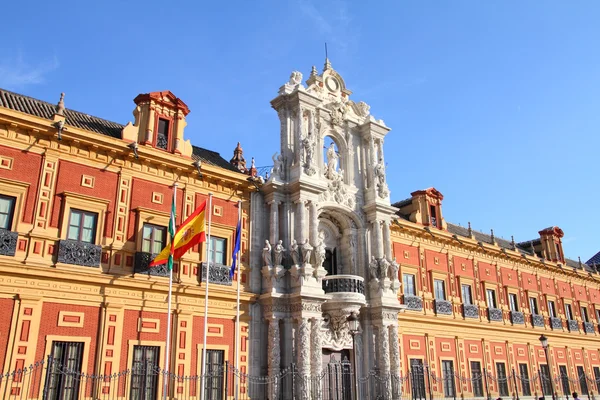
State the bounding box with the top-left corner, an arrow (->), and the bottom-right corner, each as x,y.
1,1 -> 598,261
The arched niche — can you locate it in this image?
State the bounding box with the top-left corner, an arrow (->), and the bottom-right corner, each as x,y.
321,131 -> 349,184
317,205 -> 363,276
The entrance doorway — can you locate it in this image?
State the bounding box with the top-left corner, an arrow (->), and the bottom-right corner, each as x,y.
322,349 -> 353,400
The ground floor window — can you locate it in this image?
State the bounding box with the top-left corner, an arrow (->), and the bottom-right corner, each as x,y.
471,361 -> 483,397
519,363 -> 531,396
560,365 -> 571,396
204,349 -> 225,400
45,341 -> 84,400
442,360 -> 456,398
130,345 -> 160,400
410,359 -> 426,400
496,362 -> 509,397
578,366 -> 589,395
540,364 -> 553,396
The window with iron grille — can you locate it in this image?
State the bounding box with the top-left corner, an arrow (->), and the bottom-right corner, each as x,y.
403,274 -> 416,296
130,345 -> 160,400
471,361 -> 483,397
0,195 -> 15,230
442,360 -> 456,398
593,366 -> 600,393
44,341 -> 84,400
560,365 -> 571,396
142,223 -> 166,254
496,363 -> 509,396
540,364 -> 553,395
209,237 -> 227,265
578,366 -> 589,395
67,209 -> 97,243
410,359 -> 426,400
519,363 -> 531,396
204,349 -> 225,400
156,118 -> 169,150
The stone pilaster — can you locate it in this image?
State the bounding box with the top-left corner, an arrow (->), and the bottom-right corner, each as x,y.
378,324 -> 392,399
309,201 -> 319,246
372,220 -> 383,259
267,317 -> 281,400
296,317 -> 311,400
269,200 -> 280,244
389,324 -> 401,399
310,317 -> 323,400
382,220 -> 392,260
296,200 -> 306,244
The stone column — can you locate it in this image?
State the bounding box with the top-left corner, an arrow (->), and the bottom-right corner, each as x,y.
267,318 -> 281,400
382,221 -> 392,260
309,201 -> 319,246
377,325 -> 392,399
389,324 -> 402,399
311,317 -> 323,400
269,200 -> 280,244
283,317 -> 295,400
372,221 -> 384,259
296,317 -> 311,400
296,200 -> 306,244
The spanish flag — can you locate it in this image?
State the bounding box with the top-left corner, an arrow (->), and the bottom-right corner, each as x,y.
149,200 -> 208,266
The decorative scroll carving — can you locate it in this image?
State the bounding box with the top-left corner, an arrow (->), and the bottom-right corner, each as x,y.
134,251 -> 168,276
378,325 -> 392,399
296,318 -> 311,398
0,229 -> 17,256
404,295 -> 423,311
583,322 -> 595,334
434,299 -> 452,315
550,316 -> 563,330
531,314 -> 545,327
319,171 -> 354,208
291,302 -> 322,313
487,307 -> 503,322
322,310 -> 353,351
200,262 -> 233,286
57,239 -> 101,268
311,317 -> 323,398
463,304 -> 479,319
568,319 -> 579,332
322,277 -> 365,294
510,311 -> 525,324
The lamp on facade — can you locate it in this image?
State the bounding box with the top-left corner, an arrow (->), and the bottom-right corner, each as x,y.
539,334 -> 557,400
347,311 -> 360,400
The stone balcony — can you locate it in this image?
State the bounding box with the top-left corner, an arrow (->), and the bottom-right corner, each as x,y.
0,228 -> 17,256
322,275 -> 366,305
434,299 -> 452,315
463,304 -> 479,319
510,311 -> 525,325
57,239 -> 101,267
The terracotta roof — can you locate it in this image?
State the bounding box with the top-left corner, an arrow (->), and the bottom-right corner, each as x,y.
0,88 -> 123,138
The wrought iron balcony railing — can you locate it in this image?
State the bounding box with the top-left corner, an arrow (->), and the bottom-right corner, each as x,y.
134,251 -> 169,277
57,239 -> 101,267
200,262 -> 232,286
434,299 -> 452,315
567,320 -> 579,332
322,275 -> 364,295
550,317 -> 563,330
0,228 -> 18,256
510,311 -> 524,325
583,322 -> 595,334
531,314 -> 545,327
404,295 -> 423,311
488,307 -> 503,322
463,304 -> 479,319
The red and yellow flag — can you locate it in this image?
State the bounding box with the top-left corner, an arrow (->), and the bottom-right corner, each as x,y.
150,200 -> 208,266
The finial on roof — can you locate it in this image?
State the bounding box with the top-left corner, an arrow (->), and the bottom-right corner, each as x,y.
324,43 -> 332,71
311,66 -> 318,76
229,142 -> 247,173
55,92 -> 65,116
490,229 -> 495,244
248,157 -> 258,178
530,241 -> 536,255
579,256 -> 582,268
467,221 -> 472,237
511,236 -> 516,250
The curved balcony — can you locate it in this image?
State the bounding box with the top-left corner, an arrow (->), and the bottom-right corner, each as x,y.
322,275 -> 364,294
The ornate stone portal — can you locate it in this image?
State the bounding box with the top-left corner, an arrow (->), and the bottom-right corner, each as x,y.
252,58 -> 404,399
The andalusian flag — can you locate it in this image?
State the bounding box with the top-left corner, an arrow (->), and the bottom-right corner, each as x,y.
150,200 -> 208,267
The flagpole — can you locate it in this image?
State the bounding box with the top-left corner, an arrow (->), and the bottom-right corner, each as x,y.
163,183 -> 177,400
234,200 -> 242,400
200,193 -> 213,400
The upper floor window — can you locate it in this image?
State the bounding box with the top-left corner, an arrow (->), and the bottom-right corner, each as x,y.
434,279 -> 446,300
486,289 -> 497,309
67,209 -> 97,243
156,118 -> 170,150
509,293 -> 519,312
529,297 -> 539,315
403,274 -> 416,296
581,306 -> 589,323
209,237 -> 226,265
324,248 -> 338,276
565,303 -> 573,321
429,205 -> 438,227
548,300 -> 557,318
461,284 -> 473,305
142,223 -> 166,254
0,195 -> 15,230
596,309 -> 600,324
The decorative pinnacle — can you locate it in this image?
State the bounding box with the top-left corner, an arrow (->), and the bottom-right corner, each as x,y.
467,221 -> 472,236
511,235 -> 516,249
324,58 -> 332,71
530,241 -> 536,255
490,229 -> 495,244
311,65 -> 318,76
56,92 -> 65,116
578,256 -> 582,268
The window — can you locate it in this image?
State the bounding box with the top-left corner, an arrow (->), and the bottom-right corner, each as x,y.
596,309 -> 600,324
496,363 -> 509,397
442,360 -> 456,398
324,248 -> 338,276
461,284 -> 473,305
519,363 -> 531,396
204,349 -> 225,400
486,289 -> 497,309
209,237 -> 226,265
560,365 -> 571,396
410,359 -> 426,400
142,223 -> 166,254
471,361 -> 483,397
0,195 -> 15,230
578,366 -> 589,395
509,293 -> 519,311
593,366 -> 600,393
540,364 -> 553,396
529,297 -> 539,315
45,341 -> 84,400
434,279 -> 446,300
403,274 -> 416,296
565,303 -> 573,320
581,306 -> 589,322
429,205 -> 438,227
130,345 -> 159,400
548,300 -> 557,318
67,209 -> 97,243
156,118 -> 169,150
556,242 -> 563,262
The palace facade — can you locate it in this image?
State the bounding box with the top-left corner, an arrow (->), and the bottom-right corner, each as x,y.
0,58 -> 598,400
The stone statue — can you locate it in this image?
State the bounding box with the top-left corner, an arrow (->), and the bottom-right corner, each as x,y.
273,240 -> 285,266
289,71 -> 303,86
290,240 -> 301,266
314,231 -> 326,269
325,142 -> 339,180
374,158 -> 389,198
302,135 -> 314,168
262,240 -> 272,267
379,258 -> 390,280
369,256 -> 379,281
389,258 -> 399,281
271,152 -> 283,179
301,239 -> 313,265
